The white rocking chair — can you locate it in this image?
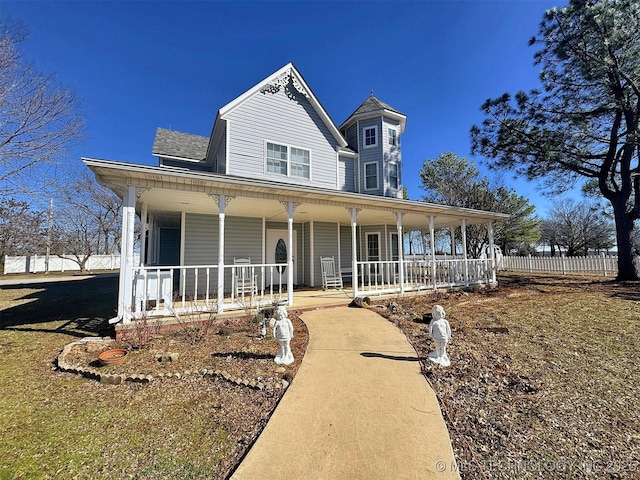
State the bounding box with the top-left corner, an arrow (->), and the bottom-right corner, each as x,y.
233,257 -> 257,297
320,256 -> 343,290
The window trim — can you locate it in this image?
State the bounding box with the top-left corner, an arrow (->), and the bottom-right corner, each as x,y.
264,140 -> 312,180
363,126 -> 378,148
389,232 -> 399,261
364,161 -> 379,190
366,232 -> 381,262
387,127 -> 397,147
389,162 -> 399,190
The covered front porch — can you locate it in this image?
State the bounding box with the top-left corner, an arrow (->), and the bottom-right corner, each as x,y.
84,159 -> 508,324
130,254 -> 494,318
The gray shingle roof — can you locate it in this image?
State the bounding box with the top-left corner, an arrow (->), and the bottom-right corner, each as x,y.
152,127 -> 209,160
350,95 -> 405,117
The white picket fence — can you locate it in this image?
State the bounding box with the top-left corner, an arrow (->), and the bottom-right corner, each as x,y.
3,254 -> 139,274
502,254 -> 640,277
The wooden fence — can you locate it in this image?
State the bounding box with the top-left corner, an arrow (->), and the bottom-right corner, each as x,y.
502,254 -> 640,277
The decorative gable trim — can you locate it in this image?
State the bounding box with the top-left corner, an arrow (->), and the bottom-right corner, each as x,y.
218,63 -> 347,148
260,69 -> 310,99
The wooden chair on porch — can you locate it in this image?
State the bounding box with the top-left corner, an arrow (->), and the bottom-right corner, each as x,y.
320,256 -> 343,290
233,257 -> 257,297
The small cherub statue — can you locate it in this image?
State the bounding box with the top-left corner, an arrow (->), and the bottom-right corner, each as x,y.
428,304 -> 451,367
272,305 -> 294,365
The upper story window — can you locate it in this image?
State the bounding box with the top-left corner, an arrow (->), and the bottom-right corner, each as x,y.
267,143 -> 288,175
363,126 -> 377,147
290,147 -> 310,178
389,163 -> 399,189
266,142 -> 311,179
364,162 -> 379,190
388,128 -> 397,146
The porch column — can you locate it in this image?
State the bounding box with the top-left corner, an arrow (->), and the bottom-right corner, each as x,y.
140,202 -> 147,266
429,215 -> 436,290
488,221 -> 497,284
396,212 -> 405,294
450,225 -> 456,256
217,195 -> 227,313
116,188 -> 129,320
286,201 -> 295,307
351,208 -> 359,298
461,218 -> 469,285
122,185 -> 137,324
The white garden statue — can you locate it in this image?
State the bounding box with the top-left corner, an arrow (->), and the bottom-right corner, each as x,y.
271,305 -> 294,365
428,304 -> 451,367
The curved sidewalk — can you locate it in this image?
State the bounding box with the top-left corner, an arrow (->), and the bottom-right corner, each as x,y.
231,307 -> 460,480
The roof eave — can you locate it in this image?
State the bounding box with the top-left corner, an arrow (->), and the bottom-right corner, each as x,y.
83,158 -> 510,223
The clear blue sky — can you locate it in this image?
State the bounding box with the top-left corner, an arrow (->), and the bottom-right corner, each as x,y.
3,0 -> 569,216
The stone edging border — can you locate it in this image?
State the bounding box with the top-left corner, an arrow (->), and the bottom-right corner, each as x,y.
56,337 -> 290,391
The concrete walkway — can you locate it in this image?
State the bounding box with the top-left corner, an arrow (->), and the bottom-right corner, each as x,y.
231,307 -> 460,480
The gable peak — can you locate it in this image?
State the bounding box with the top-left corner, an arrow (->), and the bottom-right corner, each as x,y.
260,65 -> 310,99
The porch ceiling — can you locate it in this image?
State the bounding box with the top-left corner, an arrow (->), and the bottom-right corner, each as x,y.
84,158 -> 510,229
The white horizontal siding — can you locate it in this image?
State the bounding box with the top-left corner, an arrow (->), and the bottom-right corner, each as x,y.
338,156 -> 355,192
225,86 -> 339,189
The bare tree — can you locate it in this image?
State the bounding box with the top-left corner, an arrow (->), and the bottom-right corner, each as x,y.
49,168 -> 122,271
541,199 -> 615,256
0,18 -> 84,196
0,198 -> 45,260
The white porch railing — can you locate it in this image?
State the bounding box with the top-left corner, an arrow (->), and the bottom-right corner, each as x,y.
131,263 -> 289,318
356,257 -> 493,295
131,257 -> 494,318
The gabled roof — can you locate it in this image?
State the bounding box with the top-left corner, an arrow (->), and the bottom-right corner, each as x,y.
152,128 -> 209,161
339,94 -> 407,133
216,63 -> 348,148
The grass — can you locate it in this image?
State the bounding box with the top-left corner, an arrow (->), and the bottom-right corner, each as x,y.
2,272 -> 639,479
0,275 -> 283,479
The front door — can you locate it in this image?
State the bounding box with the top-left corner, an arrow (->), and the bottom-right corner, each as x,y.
266,229 -> 297,286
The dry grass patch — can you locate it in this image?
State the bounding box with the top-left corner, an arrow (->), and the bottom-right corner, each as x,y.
377,273 -> 640,480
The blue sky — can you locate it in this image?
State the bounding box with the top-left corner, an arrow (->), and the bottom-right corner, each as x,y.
2,0 -> 569,216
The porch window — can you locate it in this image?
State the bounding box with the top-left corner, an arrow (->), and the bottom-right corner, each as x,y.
366,233 -> 380,261
390,232 -> 399,261
364,162 -> 378,190
364,126 -> 377,147
266,142 -> 311,179
389,163 -> 399,189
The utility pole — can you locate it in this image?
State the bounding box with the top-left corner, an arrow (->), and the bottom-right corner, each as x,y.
45,198 -> 53,274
